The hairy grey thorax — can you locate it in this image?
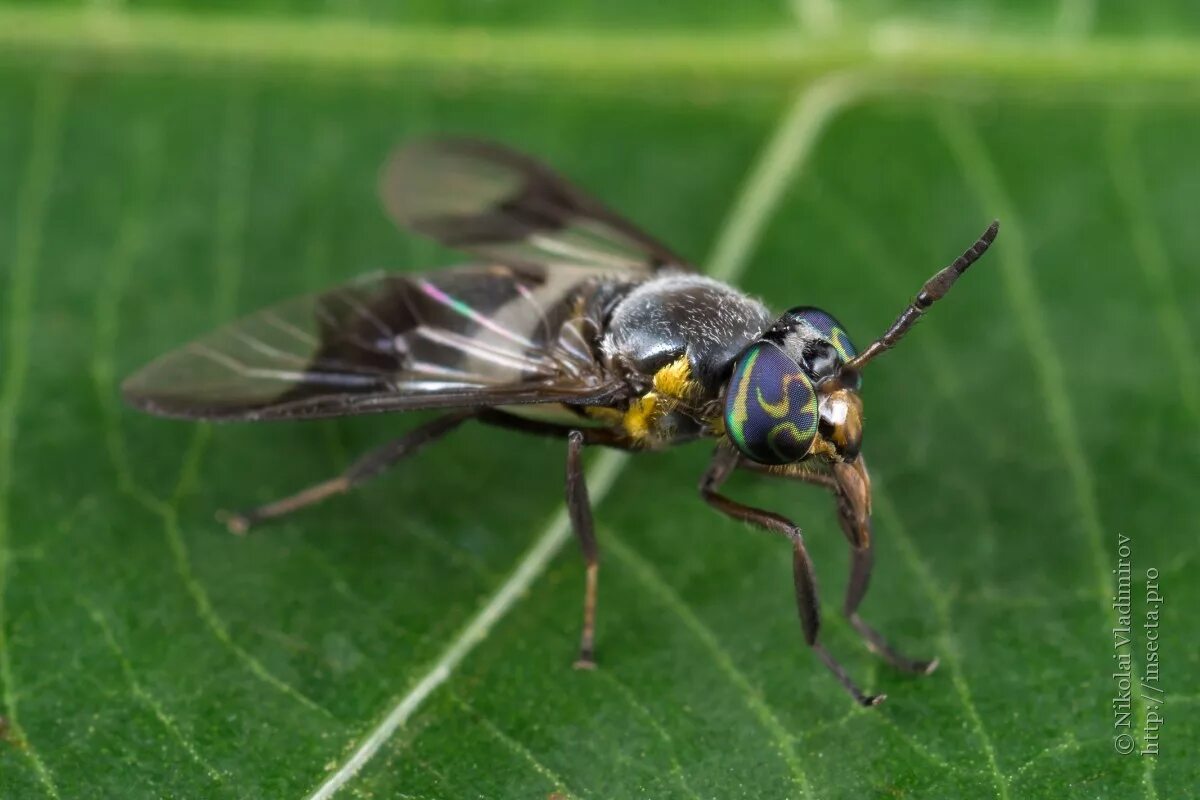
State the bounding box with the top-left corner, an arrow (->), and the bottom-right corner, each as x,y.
600,273 -> 772,395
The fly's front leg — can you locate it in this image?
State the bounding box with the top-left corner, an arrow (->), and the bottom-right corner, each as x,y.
741,457 -> 938,675
701,446 -> 884,707
831,459 -> 938,674
220,411 -> 474,534
565,430 -> 600,669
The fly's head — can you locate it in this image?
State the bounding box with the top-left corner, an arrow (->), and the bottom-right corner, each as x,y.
721,221 -> 1002,467
723,307 -> 862,466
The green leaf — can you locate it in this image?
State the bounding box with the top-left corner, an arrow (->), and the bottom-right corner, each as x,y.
1,3 -> 1196,798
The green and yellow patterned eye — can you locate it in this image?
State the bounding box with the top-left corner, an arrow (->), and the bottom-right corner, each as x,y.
723,341 -> 819,465
790,307 -> 857,363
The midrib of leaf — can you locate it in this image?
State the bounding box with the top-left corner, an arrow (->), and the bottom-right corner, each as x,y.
2,5 -> 1200,86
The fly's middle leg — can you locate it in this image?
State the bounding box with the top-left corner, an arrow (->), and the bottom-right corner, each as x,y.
565,430 -> 600,670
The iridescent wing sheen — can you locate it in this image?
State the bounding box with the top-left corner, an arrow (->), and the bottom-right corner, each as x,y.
380,138 -> 694,274
122,264 -> 627,421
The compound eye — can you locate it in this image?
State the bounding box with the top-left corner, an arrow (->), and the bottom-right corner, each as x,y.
789,307 -> 858,363
723,341 -> 819,465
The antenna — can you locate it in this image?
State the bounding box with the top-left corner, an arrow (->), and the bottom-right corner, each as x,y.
843,220 -> 999,373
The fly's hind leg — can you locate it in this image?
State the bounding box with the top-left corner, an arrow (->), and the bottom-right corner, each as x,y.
219,410 -> 474,534
701,446 -> 884,707
565,430 -> 600,670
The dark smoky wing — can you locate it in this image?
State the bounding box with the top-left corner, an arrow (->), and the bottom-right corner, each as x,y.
380,138 -> 694,274
121,266 -> 623,421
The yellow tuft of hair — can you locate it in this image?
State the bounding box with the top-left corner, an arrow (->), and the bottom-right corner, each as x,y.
583,405 -> 625,426
652,356 -> 698,402
622,393 -> 659,442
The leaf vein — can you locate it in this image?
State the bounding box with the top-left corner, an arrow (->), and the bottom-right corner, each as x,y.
450,693 -> 584,800
1103,110 -> 1200,427
1055,0 -> 1095,39
0,74 -> 69,800
595,661 -> 704,800
88,92 -> 335,723
871,489 -> 1010,798
82,601 -> 227,786
1013,733 -> 1080,779
935,109 -> 1156,800
605,531 -> 811,797
156,90 -> 338,721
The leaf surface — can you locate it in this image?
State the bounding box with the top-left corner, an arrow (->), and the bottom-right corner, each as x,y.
0,3 -> 1195,798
